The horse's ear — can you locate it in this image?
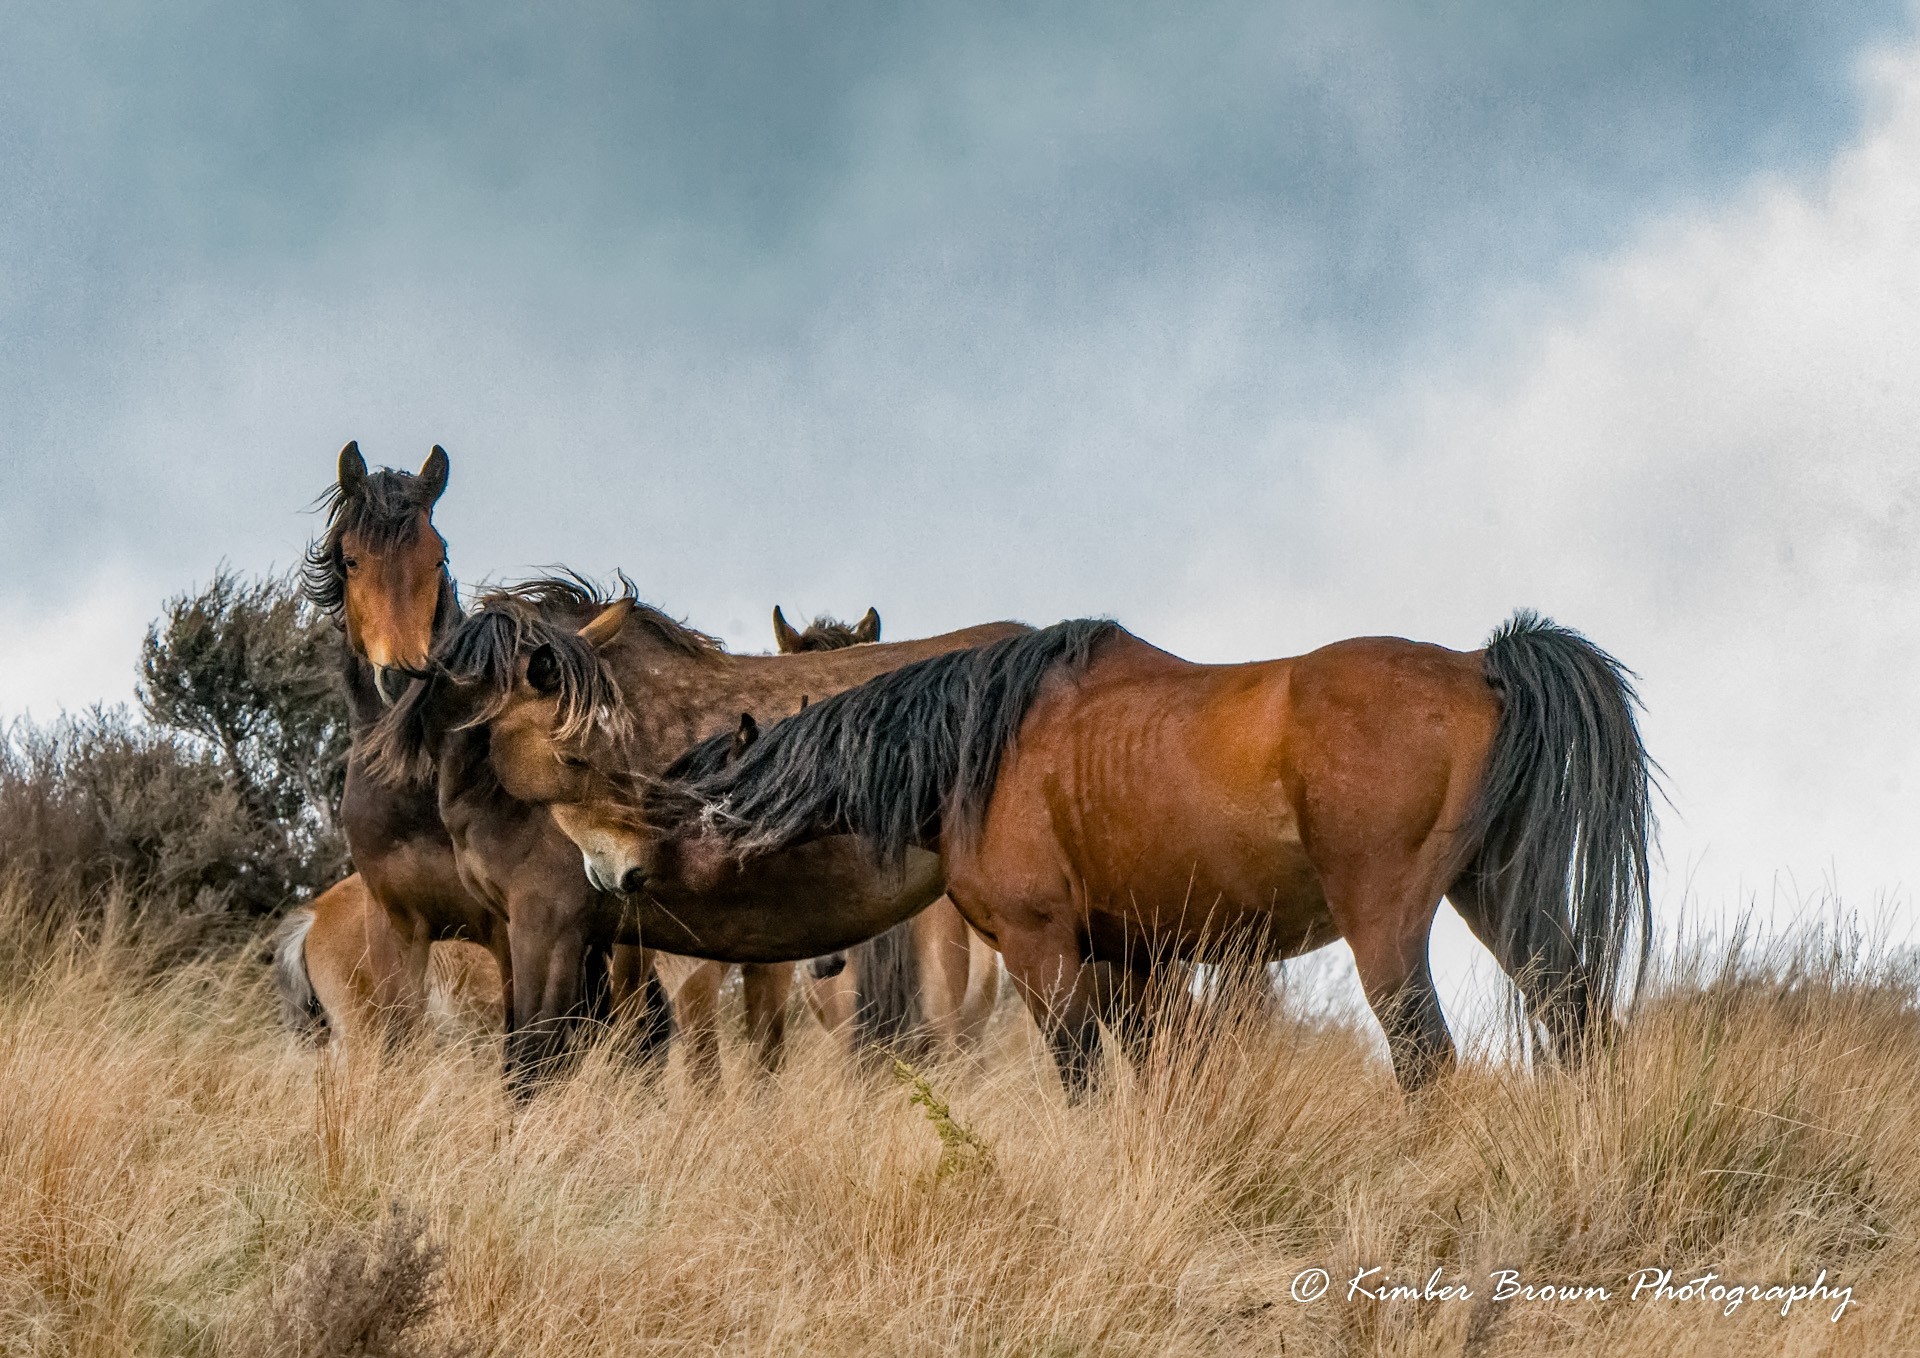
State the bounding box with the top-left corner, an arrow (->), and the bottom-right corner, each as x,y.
853,607 -> 881,644
418,445 -> 450,504
578,599 -> 634,650
772,605 -> 802,653
729,711 -> 759,761
339,441 -> 367,495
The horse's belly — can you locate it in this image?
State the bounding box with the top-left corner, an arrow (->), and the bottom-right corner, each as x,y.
1077,820 -> 1331,960
639,843 -> 946,962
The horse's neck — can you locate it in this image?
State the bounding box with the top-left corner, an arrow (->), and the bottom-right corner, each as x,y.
341,650 -> 389,731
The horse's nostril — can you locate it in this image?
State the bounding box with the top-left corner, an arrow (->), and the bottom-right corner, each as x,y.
619,866 -> 648,895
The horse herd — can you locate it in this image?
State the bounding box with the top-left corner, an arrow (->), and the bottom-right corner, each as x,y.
271,442 -> 1657,1101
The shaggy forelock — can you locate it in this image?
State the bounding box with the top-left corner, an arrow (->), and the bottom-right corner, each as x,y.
301,469 -> 441,616
360,574 -> 646,787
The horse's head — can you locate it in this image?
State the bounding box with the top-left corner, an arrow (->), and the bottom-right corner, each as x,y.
304,441 -> 453,680
772,605 -> 880,653
363,575 -> 732,893
565,600 -> 884,894
556,711 -> 759,897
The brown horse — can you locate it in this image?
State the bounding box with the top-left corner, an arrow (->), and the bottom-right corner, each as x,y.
658,605 -> 878,1086
269,873 -> 501,1049
300,444 -> 672,1091
295,443 -> 507,1044
605,615 -> 1656,1096
362,585 -> 1026,1026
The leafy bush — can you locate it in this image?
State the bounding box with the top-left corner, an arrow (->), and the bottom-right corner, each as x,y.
139,567 -> 351,894
0,569 -> 349,937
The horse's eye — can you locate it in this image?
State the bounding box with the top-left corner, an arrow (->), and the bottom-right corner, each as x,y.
343,555 -> 360,572
558,754 -> 589,770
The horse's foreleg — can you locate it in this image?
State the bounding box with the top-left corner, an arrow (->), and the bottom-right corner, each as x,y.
998,924 -> 1101,1101
504,910 -> 587,1100
673,962 -> 725,1092
741,963 -> 793,1078
487,932 -> 515,1036
607,944 -> 674,1074
1088,961 -> 1158,1071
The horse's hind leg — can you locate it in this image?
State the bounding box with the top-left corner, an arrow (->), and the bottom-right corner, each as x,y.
913,898 -> 973,1053
741,963 -> 793,1077
1445,874 -> 1592,1064
953,926 -> 1002,1054
997,922 -> 1102,1101
1320,861 -> 1455,1090
362,904 -> 430,1055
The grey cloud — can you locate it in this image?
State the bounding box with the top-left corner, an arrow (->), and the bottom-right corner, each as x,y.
0,0 -> 1909,646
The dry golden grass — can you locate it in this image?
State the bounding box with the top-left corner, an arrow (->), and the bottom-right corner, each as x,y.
1,888 -> 1915,1357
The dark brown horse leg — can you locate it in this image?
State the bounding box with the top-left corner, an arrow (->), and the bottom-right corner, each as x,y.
1370,950 -> 1452,1091
741,963 -> 793,1078
1445,874 -> 1589,1064
503,908 -> 588,1100
999,924 -> 1102,1100
674,963 -> 725,1092
1088,961 -> 1156,1071
607,944 -> 674,1075
486,928 -> 515,1035
1347,915 -> 1454,1089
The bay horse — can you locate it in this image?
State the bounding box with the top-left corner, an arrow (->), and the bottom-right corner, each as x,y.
298,443 -> 671,1091
654,605 -> 879,1086
611,615 -> 1656,1095
268,873 -> 500,1049
361,584 -> 1027,1042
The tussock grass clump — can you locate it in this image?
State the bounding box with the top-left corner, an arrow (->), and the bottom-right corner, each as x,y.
264,1202 -> 468,1358
0,883 -> 1914,1356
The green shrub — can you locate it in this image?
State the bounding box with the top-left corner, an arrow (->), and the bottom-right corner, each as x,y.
0,569 -> 350,941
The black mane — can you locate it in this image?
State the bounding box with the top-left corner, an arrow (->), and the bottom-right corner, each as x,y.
663,620 -> 1119,867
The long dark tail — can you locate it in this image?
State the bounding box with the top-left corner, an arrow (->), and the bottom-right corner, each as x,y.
267,906 -> 328,1042
1456,612 -> 1656,1058
850,920 -> 926,1062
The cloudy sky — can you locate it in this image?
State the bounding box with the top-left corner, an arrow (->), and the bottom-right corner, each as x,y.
6,2 -> 1918,1013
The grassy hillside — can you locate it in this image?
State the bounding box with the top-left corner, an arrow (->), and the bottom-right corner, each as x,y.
0,887 -> 1911,1356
